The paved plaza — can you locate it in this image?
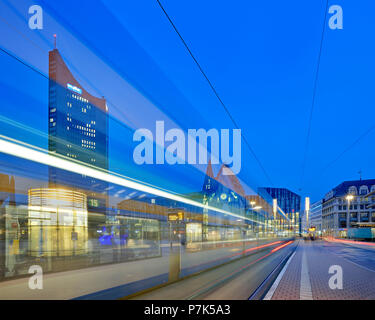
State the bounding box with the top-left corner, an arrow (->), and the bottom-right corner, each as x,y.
265,239 -> 375,300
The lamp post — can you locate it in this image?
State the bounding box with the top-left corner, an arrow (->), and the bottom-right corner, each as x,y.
253,205 -> 262,237
249,200 -> 263,241
345,194 -> 354,238
250,201 -> 256,235
305,197 -> 310,236
273,199 -> 277,237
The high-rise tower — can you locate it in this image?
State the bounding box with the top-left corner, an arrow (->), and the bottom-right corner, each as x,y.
48,48 -> 108,213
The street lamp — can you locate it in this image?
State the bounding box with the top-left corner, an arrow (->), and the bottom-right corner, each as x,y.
253,205 -> 262,234
273,199 -> 277,237
305,197 -> 310,233
345,194 -> 354,238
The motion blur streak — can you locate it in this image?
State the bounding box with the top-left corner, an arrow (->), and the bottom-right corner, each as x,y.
223,241 -> 283,260
324,237 -> 375,247
242,241 -> 282,255
184,240 -> 292,299
270,241 -> 293,253
0,135 -> 263,224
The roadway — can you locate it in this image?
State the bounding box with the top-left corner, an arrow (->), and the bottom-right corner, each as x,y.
0,238 -> 293,299
131,240 -> 296,300
132,238 -> 375,300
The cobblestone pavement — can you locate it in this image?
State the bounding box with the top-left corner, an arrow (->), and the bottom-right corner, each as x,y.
270,239 -> 375,300
271,242 -> 302,300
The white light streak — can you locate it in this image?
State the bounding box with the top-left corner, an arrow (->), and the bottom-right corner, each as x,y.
0,136 -> 264,225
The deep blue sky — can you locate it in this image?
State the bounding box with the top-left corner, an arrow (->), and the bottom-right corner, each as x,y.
0,0 -> 374,204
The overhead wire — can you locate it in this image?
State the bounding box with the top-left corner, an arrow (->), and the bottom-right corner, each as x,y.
156,0 -> 274,186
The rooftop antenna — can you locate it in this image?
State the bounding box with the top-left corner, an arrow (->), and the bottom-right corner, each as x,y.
53,34 -> 57,49
358,170 -> 362,181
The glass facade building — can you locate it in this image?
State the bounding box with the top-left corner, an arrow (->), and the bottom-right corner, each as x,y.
48,48 -> 109,213
259,187 -> 301,234
310,200 -> 322,234
259,187 -> 301,215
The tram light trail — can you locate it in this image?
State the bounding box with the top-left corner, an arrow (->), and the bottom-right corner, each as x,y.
0,135 -> 265,225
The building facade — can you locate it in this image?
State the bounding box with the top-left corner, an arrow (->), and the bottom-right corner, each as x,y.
0,174 -> 16,279
259,187 -> 301,214
48,48 -> 109,213
258,187 -> 301,234
309,200 -> 322,234
322,179 -> 375,237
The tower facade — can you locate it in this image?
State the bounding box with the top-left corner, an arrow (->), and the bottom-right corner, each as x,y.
48,49 -> 108,213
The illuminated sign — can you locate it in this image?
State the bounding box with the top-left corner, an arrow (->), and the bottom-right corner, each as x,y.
168,211 -> 184,222
67,83 -> 82,95
220,193 -> 227,200
88,199 -> 99,207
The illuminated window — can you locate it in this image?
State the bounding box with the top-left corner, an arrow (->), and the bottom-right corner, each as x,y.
359,185 -> 369,195
348,186 -> 357,195
28,188 -> 88,257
